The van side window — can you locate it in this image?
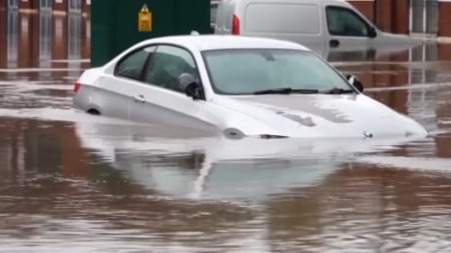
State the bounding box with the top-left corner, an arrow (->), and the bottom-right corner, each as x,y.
326,6 -> 369,37
115,47 -> 155,80
144,45 -> 198,93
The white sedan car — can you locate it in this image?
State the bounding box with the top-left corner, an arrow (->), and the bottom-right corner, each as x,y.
73,35 -> 427,139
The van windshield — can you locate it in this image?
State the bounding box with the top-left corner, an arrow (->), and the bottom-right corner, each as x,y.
202,49 -> 352,95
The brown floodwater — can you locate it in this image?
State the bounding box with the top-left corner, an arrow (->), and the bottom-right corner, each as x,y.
1,10 -> 451,253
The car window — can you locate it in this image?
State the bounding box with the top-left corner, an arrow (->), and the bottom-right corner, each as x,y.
203,49 -> 351,95
144,45 -> 197,93
326,6 -> 369,37
115,47 -> 155,80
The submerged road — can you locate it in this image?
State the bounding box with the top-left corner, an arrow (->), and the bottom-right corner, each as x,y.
1,12 -> 451,253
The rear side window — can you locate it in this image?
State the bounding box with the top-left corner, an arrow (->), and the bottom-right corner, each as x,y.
115,47 -> 155,80
245,3 -> 320,34
326,6 -> 369,36
143,45 -> 197,93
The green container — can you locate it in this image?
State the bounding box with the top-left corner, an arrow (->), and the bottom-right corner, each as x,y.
91,0 -> 211,67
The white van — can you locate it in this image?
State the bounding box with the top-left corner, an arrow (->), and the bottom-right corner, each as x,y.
214,0 -> 422,57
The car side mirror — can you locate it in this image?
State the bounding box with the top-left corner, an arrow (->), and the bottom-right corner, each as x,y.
368,27 -> 377,38
346,74 -> 364,93
177,73 -> 204,100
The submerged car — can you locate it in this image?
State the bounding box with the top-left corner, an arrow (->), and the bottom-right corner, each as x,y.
73,35 -> 427,139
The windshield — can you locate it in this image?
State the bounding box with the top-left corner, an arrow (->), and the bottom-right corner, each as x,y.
202,49 -> 352,95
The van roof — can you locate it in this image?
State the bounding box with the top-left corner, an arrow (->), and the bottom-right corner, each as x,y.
138,35 -> 311,52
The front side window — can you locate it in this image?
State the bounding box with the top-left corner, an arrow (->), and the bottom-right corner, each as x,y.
115,47 -> 154,80
326,6 -> 369,37
144,45 -> 197,93
203,49 -> 351,95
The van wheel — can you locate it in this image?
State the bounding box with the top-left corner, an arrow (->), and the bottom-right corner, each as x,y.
87,108 -> 100,115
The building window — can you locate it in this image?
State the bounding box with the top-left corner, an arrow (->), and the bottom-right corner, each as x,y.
68,14 -> 82,60
7,0 -> 18,9
410,0 -> 438,34
39,13 -> 52,68
40,0 -> 53,11
68,0 -> 82,13
7,11 -> 18,68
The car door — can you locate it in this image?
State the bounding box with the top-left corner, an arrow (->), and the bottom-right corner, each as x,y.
98,46 -> 155,119
128,45 -> 216,132
324,5 -> 373,52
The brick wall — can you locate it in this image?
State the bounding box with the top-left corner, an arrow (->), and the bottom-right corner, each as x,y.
18,13 -> 38,67
438,1 -> 451,37
347,0 -> 375,22
1,0 -> 90,14
348,0 -> 409,34
82,0 -> 91,15
375,0 -> 392,32
391,0 -> 409,34
19,0 -> 33,9
52,15 -> 68,59
54,0 -> 66,12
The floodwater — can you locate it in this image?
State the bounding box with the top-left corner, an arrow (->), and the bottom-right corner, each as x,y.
1,10 -> 451,253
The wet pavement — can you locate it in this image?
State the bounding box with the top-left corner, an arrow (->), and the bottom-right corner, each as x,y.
1,10 -> 451,253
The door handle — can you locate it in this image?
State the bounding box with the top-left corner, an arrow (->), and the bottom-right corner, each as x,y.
329,39 -> 340,48
133,94 -> 146,103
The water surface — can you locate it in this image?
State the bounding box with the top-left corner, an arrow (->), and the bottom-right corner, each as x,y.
1,10 -> 451,253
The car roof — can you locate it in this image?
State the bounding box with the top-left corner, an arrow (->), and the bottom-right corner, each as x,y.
137,35 -> 311,52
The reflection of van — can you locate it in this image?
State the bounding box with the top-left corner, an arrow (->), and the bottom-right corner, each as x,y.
215,0 -> 422,57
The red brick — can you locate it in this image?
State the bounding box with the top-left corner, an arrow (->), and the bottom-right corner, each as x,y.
348,1 -> 375,22
392,0 -> 409,34
438,2 -> 451,37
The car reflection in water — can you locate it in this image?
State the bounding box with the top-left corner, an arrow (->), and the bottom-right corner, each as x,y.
74,116 -> 425,201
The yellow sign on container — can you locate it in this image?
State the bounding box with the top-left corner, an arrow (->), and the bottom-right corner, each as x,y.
138,4 -> 152,32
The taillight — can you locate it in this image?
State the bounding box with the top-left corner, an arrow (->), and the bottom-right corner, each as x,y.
232,15 -> 240,35
73,81 -> 81,93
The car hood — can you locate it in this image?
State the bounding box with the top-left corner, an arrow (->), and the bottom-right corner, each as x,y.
214,94 -> 427,138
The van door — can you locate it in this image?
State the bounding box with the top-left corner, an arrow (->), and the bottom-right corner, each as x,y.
324,5 -> 374,52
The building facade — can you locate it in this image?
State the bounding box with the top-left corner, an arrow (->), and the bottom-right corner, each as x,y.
0,0 -> 91,69
0,0 -> 90,15
2,0 -> 450,37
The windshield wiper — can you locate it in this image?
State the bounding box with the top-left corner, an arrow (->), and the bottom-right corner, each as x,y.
254,88 -> 319,95
322,88 -> 355,94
